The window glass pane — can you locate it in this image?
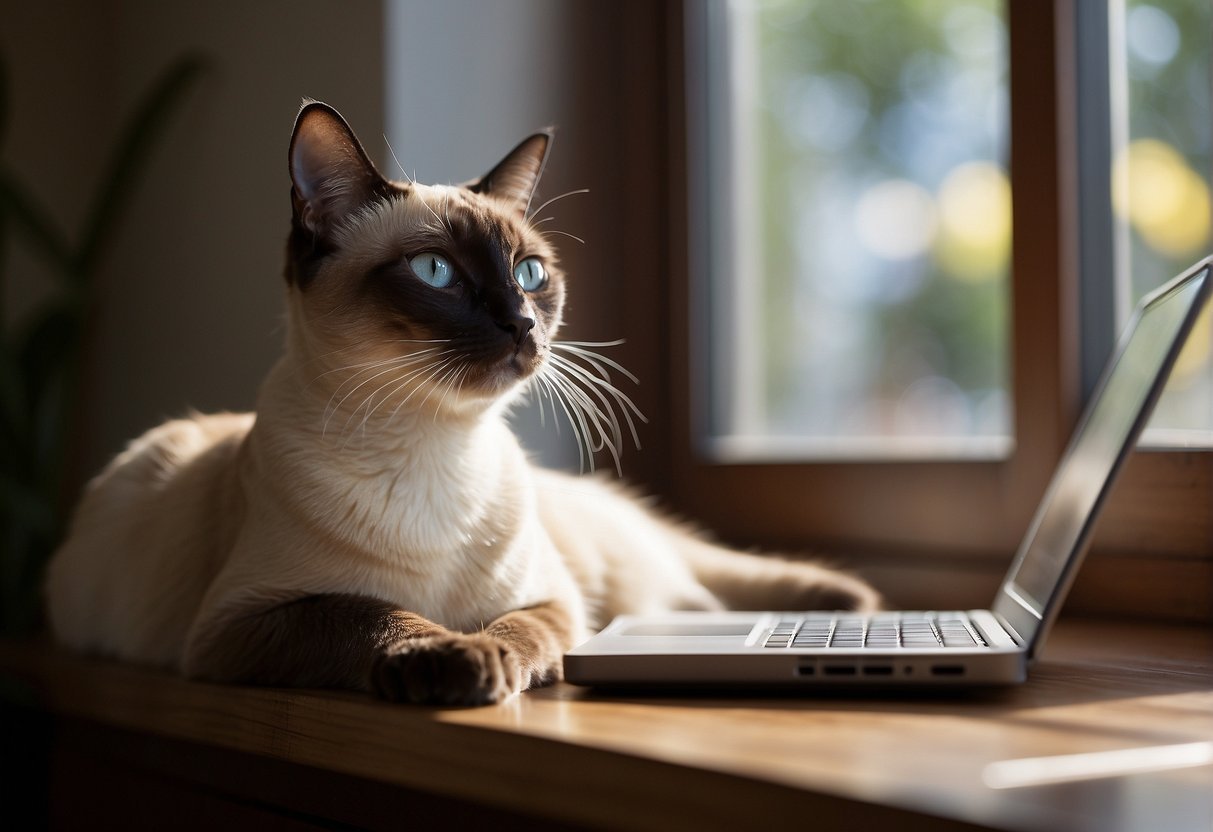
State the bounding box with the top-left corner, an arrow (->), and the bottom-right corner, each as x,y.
1113,0 -> 1212,442
705,0 -> 1011,460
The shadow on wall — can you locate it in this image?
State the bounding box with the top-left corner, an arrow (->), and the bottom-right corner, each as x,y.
0,54 -> 206,633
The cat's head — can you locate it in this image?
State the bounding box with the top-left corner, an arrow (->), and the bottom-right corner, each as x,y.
284,101 -> 564,418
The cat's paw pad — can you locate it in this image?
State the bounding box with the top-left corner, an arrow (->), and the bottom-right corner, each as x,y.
371,634 -> 522,706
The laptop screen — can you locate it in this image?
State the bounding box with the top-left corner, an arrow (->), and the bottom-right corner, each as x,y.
994,263 -> 1210,653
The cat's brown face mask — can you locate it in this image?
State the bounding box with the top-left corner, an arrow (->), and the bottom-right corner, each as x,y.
284,101 -> 564,414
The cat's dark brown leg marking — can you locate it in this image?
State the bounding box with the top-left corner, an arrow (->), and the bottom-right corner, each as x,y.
184,592 -> 447,691
186,594 -> 577,706
371,601 -> 577,706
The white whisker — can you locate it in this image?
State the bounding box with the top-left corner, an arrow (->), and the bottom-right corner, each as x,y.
321,353 -> 437,434
323,348 -> 457,435
546,365 -> 620,471
311,348 -> 441,386
385,355 -> 460,428
304,337 -> 451,367
384,134 -> 412,183
441,194 -> 456,235
550,356 -> 623,449
340,355 -> 456,447
344,358 -> 449,441
541,229 -> 585,246
553,368 -> 621,473
532,340 -> 647,475
549,353 -> 646,449
434,362 -> 471,420
554,400 -> 588,472
541,367 -> 592,472
410,185 -> 448,230
528,188 -> 590,220
551,342 -> 640,384
420,359 -> 466,417
538,373 -> 566,439
554,339 -> 625,348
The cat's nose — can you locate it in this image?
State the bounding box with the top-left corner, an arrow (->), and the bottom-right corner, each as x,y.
497,313 -> 536,346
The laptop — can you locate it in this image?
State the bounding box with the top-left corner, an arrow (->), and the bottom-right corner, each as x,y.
564,257 -> 1212,688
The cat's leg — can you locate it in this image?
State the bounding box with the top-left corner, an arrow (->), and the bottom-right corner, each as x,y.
183,592 -> 577,706
677,538 -> 882,612
372,602 -> 575,705
183,592 -> 445,691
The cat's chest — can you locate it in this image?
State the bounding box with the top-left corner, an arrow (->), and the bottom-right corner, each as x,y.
343,462 -> 518,559
250,416 -> 544,625
306,466 -> 538,628
263,417 -> 515,555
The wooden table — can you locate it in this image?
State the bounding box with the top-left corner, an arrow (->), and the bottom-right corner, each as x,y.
2,617 -> 1210,831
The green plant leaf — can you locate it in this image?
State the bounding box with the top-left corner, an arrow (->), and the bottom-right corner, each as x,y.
74,53 -> 208,281
0,472 -> 55,537
0,331 -> 28,476
0,515 -> 53,635
16,301 -> 81,473
0,171 -> 74,276
0,202 -> 7,340
30,351 -> 72,501
18,300 -> 82,399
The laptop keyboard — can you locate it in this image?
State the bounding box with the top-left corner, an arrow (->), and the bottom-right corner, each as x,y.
762,612 -> 988,649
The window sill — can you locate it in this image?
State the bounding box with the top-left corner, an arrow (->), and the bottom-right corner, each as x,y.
703,434 -> 1014,465
2,619 -> 1211,831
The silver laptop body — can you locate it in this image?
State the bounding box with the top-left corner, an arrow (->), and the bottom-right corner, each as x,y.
564,258 -> 1212,688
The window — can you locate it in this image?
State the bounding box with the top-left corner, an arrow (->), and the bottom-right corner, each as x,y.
631,1 -> 1211,613
703,0 -> 1012,461
1109,0 -> 1212,443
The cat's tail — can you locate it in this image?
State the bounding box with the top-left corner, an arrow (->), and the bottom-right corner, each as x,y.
671,532 -> 883,613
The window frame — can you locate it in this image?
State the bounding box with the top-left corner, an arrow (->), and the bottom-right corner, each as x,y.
615,1 -> 1210,616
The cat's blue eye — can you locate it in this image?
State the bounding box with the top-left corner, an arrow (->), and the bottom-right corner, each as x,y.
409,252 -> 454,288
514,257 -> 547,292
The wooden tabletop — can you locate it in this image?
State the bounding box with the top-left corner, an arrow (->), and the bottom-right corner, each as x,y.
2,617 -> 1210,832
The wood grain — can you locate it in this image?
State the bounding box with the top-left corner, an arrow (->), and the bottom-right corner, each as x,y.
2,619 -> 1210,832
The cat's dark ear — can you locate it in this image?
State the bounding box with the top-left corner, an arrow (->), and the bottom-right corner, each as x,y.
469,131 -> 552,217
289,100 -> 387,236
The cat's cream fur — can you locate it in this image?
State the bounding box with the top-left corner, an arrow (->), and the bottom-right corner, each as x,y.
45,102 -> 877,704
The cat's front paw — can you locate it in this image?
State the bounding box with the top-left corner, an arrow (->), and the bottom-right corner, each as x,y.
370,633 -> 523,706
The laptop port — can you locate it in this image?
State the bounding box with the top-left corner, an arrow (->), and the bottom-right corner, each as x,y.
931,665 -> 966,676
861,665 -> 894,676
823,665 -> 858,676
795,664 -> 815,677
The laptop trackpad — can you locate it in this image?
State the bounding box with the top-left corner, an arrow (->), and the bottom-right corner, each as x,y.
620,624 -> 757,637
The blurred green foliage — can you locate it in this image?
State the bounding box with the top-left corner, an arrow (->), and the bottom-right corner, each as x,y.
749,0 -> 1008,437
725,0 -> 1207,442
1124,0 -> 1211,297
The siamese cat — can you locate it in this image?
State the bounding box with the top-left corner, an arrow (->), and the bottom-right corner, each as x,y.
45,102 -> 879,705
